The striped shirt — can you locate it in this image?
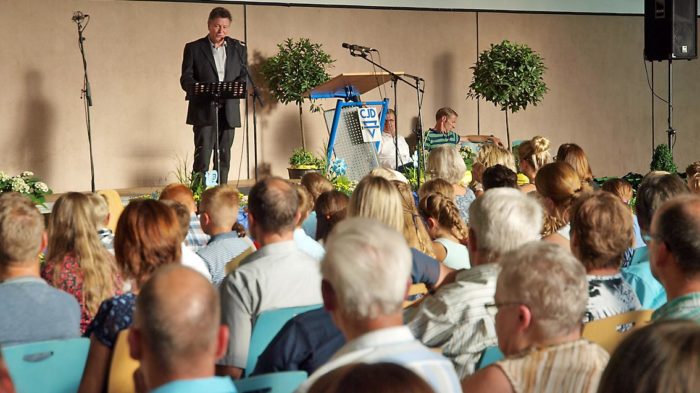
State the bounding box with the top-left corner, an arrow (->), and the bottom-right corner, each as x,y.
495,339 -> 609,393
652,292 -> 700,323
296,326 -> 461,393
196,232 -> 255,287
406,263 -> 500,378
185,213 -> 210,252
424,129 -> 460,151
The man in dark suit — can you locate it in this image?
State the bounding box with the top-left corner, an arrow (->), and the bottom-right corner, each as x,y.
180,7 -> 247,185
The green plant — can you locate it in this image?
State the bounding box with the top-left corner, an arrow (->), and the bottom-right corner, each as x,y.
172,154 -> 205,202
289,148 -> 324,169
468,40 -> 548,147
402,166 -> 425,192
261,38 -> 335,148
0,171 -> 52,206
460,145 -> 476,171
650,144 -> 677,173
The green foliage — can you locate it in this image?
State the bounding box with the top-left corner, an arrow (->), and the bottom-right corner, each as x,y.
402,166 -> 425,192
289,148 -> 324,169
261,38 -> 334,109
0,171 -> 52,206
650,144 -> 677,173
468,40 -> 548,113
330,175 -> 356,196
173,154 -> 205,202
460,145 -> 476,171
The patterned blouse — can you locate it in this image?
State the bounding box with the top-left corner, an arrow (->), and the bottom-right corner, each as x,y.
584,273 -> 641,323
41,254 -> 122,334
455,188 -> 477,225
84,293 -> 137,349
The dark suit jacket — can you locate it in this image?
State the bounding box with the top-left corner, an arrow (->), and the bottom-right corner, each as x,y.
180,36 -> 247,128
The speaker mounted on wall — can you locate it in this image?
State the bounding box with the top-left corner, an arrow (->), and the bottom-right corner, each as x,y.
645,0 -> 698,61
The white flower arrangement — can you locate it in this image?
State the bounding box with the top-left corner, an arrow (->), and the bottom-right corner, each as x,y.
0,171 -> 52,205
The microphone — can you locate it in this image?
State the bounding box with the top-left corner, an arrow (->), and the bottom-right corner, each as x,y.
342,43 -> 377,52
72,11 -> 88,23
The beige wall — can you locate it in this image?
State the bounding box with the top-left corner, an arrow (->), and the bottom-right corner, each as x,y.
1,0 -> 698,192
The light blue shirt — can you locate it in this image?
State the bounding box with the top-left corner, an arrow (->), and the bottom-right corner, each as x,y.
301,212 -> 317,239
197,231 -> 255,287
151,376 -> 237,393
294,228 -> 325,261
621,246 -> 667,310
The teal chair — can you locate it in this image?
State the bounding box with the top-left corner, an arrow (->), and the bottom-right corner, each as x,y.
2,337 -> 90,393
476,345 -> 504,370
245,304 -> 322,375
234,371 -> 307,393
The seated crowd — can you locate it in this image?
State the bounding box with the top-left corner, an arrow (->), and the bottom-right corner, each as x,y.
2,108 -> 700,392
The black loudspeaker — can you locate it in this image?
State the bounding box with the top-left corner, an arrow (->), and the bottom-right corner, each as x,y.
645,0 -> 697,61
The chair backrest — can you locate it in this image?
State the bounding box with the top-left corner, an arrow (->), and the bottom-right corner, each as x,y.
245,305 -> 322,375
582,309 -> 654,353
233,371 -> 307,393
98,189 -> 124,232
2,337 -> 90,393
476,345 -> 504,370
107,329 -> 140,393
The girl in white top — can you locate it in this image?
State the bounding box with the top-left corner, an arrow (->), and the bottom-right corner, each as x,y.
418,192 -> 471,270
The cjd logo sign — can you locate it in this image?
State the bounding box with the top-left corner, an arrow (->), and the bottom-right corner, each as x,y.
359,107 -> 382,143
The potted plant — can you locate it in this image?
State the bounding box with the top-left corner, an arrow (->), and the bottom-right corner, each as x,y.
467,40 -> 548,148
0,171 -> 52,206
650,144 -> 677,173
261,38 -> 335,149
288,147 -> 324,179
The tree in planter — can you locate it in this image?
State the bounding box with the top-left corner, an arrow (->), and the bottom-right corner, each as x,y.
261,38 -> 334,149
467,40 -> 548,148
650,144 -> 677,173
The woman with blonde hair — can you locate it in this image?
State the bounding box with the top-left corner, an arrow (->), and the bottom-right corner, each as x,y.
685,161 -> 700,194
426,145 -> 475,224
556,143 -> 596,190
418,178 -> 455,201
535,162 -> 584,251
42,192 -> 122,334
518,136 -> 552,193
349,176 -> 453,289
392,180 -> 436,258
471,144 -> 516,197
78,199 -> 182,393
418,193 -> 470,270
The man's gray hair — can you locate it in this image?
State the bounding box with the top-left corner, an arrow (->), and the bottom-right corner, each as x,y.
0,193 -> 44,266
469,188 -> 542,261
321,218 -> 412,319
498,242 -> 588,338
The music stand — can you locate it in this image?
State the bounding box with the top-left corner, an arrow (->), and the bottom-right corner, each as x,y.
187,81 -> 246,186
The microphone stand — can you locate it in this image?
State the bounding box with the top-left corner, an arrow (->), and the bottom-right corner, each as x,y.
74,15 -> 96,192
347,49 -> 426,187
236,44 -> 264,181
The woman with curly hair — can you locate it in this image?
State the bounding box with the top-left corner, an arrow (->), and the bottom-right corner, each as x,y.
518,136 -> 553,193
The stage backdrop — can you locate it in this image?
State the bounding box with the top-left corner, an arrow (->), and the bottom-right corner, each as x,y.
0,0 -> 698,193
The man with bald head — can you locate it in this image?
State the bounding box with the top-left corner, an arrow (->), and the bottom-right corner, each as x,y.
160,183 -> 209,252
649,194 -> 700,323
128,265 -> 235,392
217,177 -> 323,379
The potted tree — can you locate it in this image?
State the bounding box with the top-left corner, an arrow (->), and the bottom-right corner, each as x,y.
467,40 -> 548,148
261,38 -> 334,149
650,144 -> 677,173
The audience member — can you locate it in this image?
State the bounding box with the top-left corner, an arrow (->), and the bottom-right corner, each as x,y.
309,362 -> 435,393
685,161 -> 700,194
393,180 -> 436,259
293,185 -> 325,260
87,193 -> 114,253
0,193 -> 80,345
160,199 -> 212,281
517,135 -> 552,193
297,218 -> 461,393
217,177 -> 323,379
535,161 -> 584,251
596,320 -> 700,393
570,191 -> 641,322
601,178 -> 644,267
649,194 -> 700,322
418,193 -> 470,269
624,173 -> 688,309
42,192 -> 121,334
462,242 -> 609,393
424,107 -> 501,151
408,188 -> 543,377
314,190 -> 349,243
128,265 -> 235,393
378,109 -> 413,171
348,175 -> 451,290
79,199 -> 182,393
196,185 -> 256,286
159,183 -> 209,252
556,143 -> 596,189
427,145 -> 475,224
482,164 -> 518,191
418,178 -> 455,201
471,144 -> 516,196
369,166 -> 409,183
300,172 -> 333,238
